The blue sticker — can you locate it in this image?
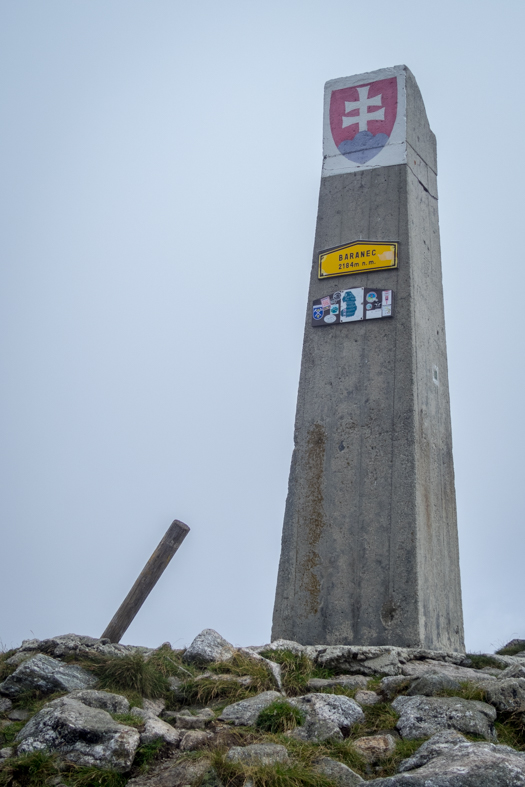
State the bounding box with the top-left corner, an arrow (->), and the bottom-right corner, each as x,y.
313,306 -> 324,320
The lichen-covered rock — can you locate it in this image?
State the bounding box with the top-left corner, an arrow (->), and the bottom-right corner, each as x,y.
225,743 -> 290,766
0,698 -> 12,713
140,717 -> 181,745
0,748 -> 14,760
308,675 -> 368,691
15,634 -> 150,662
354,690 -> 381,706
316,646 -> 402,676
179,729 -> 209,750
218,691 -> 282,726
127,757 -> 212,786
392,695 -> 497,741
401,660 -> 496,683
483,677 -> 525,712
0,654 -> 96,698
183,629 -> 236,664
380,676 -> 412,701
313,756 -> 364,785
68,690 -> 129,714
352,734 -> 396,762
406,673 -> 462,696
287,693 -> 365,742
368,730 -> 525,785
15,696 -> 139,771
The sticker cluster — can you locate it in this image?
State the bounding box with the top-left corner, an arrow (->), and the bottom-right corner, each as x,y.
312,288 -> 393,327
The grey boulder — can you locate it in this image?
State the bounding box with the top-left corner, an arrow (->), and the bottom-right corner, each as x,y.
218,691 -> 282,726
141,717 -> 180,745
127,757 -> 212,786
368,730 -> 525,785
314,756 -> 364,785
0,698 -> 12,713
67,689 -> 129,714
401,660 -> 496,683
225,743 -> 290,765
288,693 -> 365,742
183,629 -> 236,664
406,673 -> 462,696
483,678 -> 525,713
308,675 -> 368,691
15,696 -> 139,771
0,654 -> 97,698
392,695 -> 497,741
316,647 -> 402,676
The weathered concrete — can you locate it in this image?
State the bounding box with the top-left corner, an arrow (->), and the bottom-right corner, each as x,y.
272,65 -> 464,651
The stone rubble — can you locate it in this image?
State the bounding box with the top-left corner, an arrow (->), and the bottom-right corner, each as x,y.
1,629 -> 525,785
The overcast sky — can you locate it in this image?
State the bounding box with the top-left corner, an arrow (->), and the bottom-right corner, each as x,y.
1,0 -> 524,656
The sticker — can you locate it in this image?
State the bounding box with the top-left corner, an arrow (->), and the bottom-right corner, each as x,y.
321,296 -> 331,308
312,287 -> 392,327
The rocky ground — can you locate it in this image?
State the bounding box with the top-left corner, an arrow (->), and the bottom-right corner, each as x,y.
1,631 -> 525,786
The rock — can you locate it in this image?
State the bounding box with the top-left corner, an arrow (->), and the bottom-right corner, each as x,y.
7,708 -> 31,721
313,756 -> 364,785
225,743 -> 290,766
250,639 -> 307,656
173,712 -> 208,729
379,676 -> 412,701
238,647 -> 283,691
183,629 -> 236,664
316,647 -> 402,676
498,664 -> 525,680
354,690 -> 381,706
483,678 -> 525,713
127,756 -> 212,786
369,730 -> 525,785
308,675 -> 368,691
140,717 -> 181,745
142,698 -> 166,717
392,695 -> 497,741
499,638 -> 525,653
5,652 -> 35,666
401,659 -> 496,683
36,634 -> 150,661
179,729 -> 209,750
406,673 -> 462,696
352,734 -> 396,762
0,654 -> 97,698
287,693 -> 365,742
68,690 -> 130,714
15,696 -> 139,771
218,691 -> 282,726
195,672 -> 254,687
0,747 -> 14,760
0,697 -> 12,713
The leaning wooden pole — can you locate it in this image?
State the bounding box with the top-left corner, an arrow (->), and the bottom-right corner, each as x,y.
101,519 -> 190,643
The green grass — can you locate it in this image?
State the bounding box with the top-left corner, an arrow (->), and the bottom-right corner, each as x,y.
495,712 -> 525,751
466,653 -> 506,670
258,650 -> 334,698
0,652 -> 17,683
175,653 -> 276,708
256,701 -> 304,734
372,738 -> 427,779
110,712 -> 145,729
86,652 -> 169,699
0,751 -> 59,787
210,750 -> 335,787
496,644 -> 525,657
131,739 -> 165,772
435,681 -> 487,702
0,721 -> 25,747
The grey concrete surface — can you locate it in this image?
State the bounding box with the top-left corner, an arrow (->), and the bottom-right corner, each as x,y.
272,66 -> 464,651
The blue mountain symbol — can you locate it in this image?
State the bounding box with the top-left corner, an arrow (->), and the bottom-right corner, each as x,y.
342,290 -> 357,317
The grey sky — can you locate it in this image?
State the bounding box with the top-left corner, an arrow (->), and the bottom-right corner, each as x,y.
1,0 -> 524,655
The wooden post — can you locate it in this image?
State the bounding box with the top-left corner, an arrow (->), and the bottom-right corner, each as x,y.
101,519 -> 190,643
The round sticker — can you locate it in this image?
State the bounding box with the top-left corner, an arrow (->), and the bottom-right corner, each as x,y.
332,291 -> 342,301
366,292 -> 378,302
324,314 -> 336,323
366,303 -> 372,310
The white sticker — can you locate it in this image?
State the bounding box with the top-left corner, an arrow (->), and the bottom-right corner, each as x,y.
324,314 -> 337,323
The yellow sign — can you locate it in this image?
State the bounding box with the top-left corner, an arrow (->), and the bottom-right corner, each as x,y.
318,240 -> 398,279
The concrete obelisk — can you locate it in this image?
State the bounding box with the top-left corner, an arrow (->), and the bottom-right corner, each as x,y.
272,65 -> 464,651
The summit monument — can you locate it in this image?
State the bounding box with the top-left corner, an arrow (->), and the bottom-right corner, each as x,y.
272,65 -> 464,650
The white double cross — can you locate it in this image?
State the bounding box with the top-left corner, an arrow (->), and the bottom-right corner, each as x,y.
342,86 -> 384,131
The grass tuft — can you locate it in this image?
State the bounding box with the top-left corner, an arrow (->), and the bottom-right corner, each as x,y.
87,653 -> 169,699
0,751 -> 59,787
466,653 -> 505,670
259,650 -> 334,698
210,750 -> 334,787
132,739 -> 166,772
176,653 -> 275,707
495,712 -> 525,751
435,681 -> 487,702
496,644 -> 525,657
256,701 -> 304,734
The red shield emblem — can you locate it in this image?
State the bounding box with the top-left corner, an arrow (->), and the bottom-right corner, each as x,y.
329,78 -> 397,164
